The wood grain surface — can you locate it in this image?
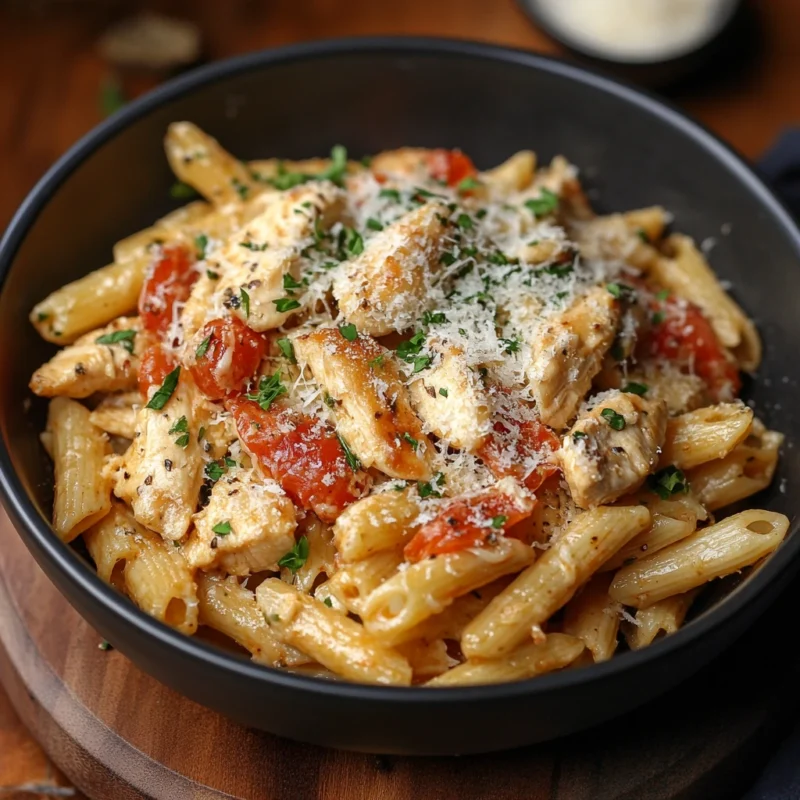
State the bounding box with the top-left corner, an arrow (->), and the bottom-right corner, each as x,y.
1,0 -> 800,797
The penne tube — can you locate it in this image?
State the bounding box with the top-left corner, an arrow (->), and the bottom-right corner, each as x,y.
623,206 -> 669,244
651,234 -> 761,370
602,491 -> 708,571
659,402 -> 753,470
609,509 -> 789,608
426,633 -> 585,687
89,392 -> 141,440
481,150 -> 536,194
624,589 -> 700,650
332,489 -> 420,562
396,638 -> 457,681
196,573 -> 309,667
84,501 -> 140,592
31,254 -> 149,344
688,424 -> 783,511
255,579 -> 412,685
113,200 -> 210,262
361,538 -> 535,645
47,397 -> 113,542
291,515 -> 336,593
165,121 -> 258,205
462,505 -> 651,660
562,573 -> 619,663
124,527 -> 199,636
315,546 -> 404,616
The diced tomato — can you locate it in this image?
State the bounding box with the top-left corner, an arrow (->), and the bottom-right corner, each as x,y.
426,149 -> 477,187
138,244 -> 197,336
477,401 -> 560,492
138,344 -> 178,398
646,295 -> 741,401
404,487 -> 535,562
189,317 -> 268,401
227,398 -> 365,522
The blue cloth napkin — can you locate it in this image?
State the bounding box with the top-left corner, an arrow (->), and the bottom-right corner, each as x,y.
740,130 -> 800,799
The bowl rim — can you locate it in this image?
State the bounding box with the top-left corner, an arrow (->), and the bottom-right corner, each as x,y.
516,0 -> 743,66
1,35 -> 799,705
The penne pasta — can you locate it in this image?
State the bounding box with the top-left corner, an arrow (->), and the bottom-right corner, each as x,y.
462,506 -> 651,659
609,509 -> 789,608
196,573 -> 309,667
361,538 -> 535,645
624,589 -> 700,650
659,401 -> 753,470
89,391 -> 141,440
562,573 -> 619,663
47,397 -> 112,542
426,633 -> 585,687
255,579 -> 412,685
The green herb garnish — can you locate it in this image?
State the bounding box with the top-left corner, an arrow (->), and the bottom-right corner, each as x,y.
649,465 -> 689,500
274,297 -> 302,313
145,366 -> 180,410
337,433 -> 361,472
600,408 -> 626,431
339,323 -> 358,341
622,382 -> 648,396
196,335 -> 212,359
278,536 -> 310,573
277,338 -> 296,363
244,373 -> 287,411
95,329 -> 136,354
524,188 -> 558,217
212,520 -> 232,536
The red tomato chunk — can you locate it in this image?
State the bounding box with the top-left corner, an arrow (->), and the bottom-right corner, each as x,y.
227,398 -> 365,522
404,487 -> 535,562
189,317 -> 267,401
138,344 -> 178,398
138,244 -> 197,336
426,149 -> 477,187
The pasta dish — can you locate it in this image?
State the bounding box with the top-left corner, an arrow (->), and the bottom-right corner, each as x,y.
28,123 -> 788,686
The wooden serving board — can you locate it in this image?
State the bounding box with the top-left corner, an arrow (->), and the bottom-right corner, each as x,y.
0,507 -> 797,800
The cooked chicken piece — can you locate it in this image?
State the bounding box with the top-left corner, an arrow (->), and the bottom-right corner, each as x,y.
570,210 -> 663,271
559,391 -> 668,508
109,380 -> 204,540
209,182 -> 346,331
30,317 -> 143,398
527,286 -> 619,429
408,345 -> 491,451
294,327 -> 433,481
333,202 -> 449,336
184,470 -> 296,575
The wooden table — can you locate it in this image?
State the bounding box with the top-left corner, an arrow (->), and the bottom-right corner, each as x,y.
2,0 -> 800,796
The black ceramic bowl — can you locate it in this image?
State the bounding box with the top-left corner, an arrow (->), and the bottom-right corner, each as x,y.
1,38 -> 798,756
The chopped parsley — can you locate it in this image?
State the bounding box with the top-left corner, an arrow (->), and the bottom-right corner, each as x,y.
636,228 -> 650,243
491,515 -> 507,529
274,297 -> 301,313
212,520 -> 232,536
368,355 -> 385,369
98,640 -> 113,651
174,433 -> 190,449
239,240 -> 268,251
196,335 -> 212,359
337,433 -> 361,472
457,175 -> 481,193
500,338 -> 521,354
606,282 -> 635,301
379,188 -> 401,202
206,269 -> 220,280
343,227 -> 364,256
600,408 -> 626,431
402,432 -> 419,451
205,461 -> 227,482
440,251 -> 457,267
455,213 -> 473,230
240,288 -> 250,318
37,312 -> 49,322
524,188 -> 558,217
194,234 -> 209,260
317,144 -> 348,185
421,310 -> 447,326
439,387 -> 449,398
651,310 -> 666,325
339,323 -> 358,341
231,177 -> 249,200
572,430 -> 588,442
656,289 -> 671,301
396,331 -> 426,365
278,535 -> 310,573
169,181 -> 197,199
244,372 -> 287,410
277,338 -> 296,363
649,465 -> 689,500
622,382 -> 649,396
197,426 -> 206,442
283,273 -> 303,290
366,217 -> 384,231
418,472 -> 445,499
169,416 -> 189,437
95,329 -> 136,354
145,366 -> 180,410
323,596 -> 334,608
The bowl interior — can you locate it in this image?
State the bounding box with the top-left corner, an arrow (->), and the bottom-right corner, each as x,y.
1,40 -> 799,675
